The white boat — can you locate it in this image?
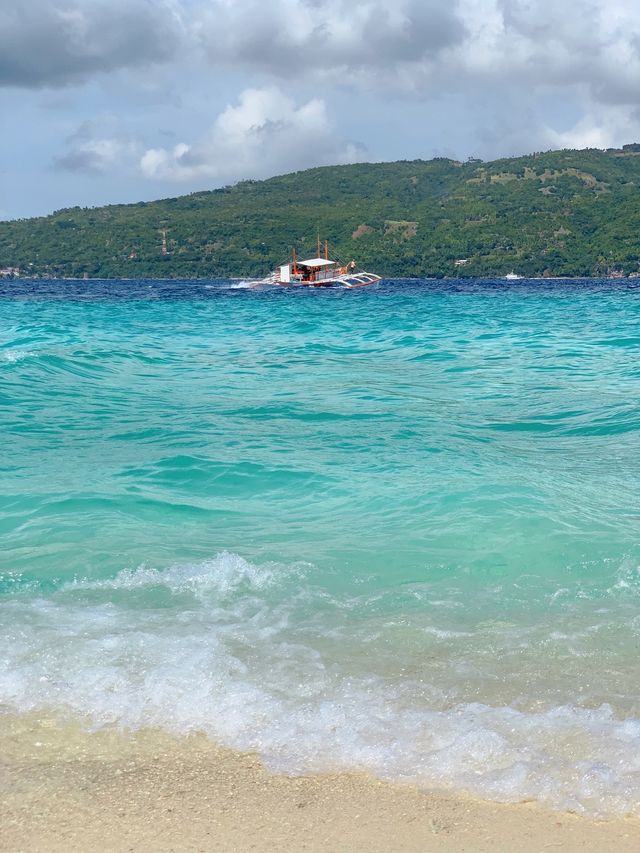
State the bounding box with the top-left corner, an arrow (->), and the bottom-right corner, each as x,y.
254,241 -> 381,289
504,272 -> 524,280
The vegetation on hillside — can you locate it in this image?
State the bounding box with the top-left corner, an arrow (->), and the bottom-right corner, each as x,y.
2,145 -> 640,278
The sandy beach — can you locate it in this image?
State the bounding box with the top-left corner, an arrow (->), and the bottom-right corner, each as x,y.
2,713 -> 639,853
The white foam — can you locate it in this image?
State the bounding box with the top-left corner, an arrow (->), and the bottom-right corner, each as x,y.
0,349 -> 35,363
422,626 -> 473,639
2,552 -> 640,817
610,558 -> 640,593
66,551 -> 302,598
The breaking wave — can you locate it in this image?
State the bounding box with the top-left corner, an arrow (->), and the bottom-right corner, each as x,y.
2,552 -> 640,817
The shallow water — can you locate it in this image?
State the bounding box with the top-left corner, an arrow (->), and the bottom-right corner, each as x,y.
1,277 -> 639,815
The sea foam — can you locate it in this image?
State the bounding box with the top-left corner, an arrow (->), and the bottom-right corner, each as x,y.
2,552 -> 640,817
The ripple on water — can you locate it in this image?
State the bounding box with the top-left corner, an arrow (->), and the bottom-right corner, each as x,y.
0,278 -> 639,815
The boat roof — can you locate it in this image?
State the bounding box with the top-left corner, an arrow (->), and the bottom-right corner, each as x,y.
298,257 -> 335,267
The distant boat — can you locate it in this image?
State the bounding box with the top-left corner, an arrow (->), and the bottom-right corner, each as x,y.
254,239 -> 381,289
504,272 -> 524,280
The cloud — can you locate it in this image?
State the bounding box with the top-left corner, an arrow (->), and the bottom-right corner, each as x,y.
0,0 -> 184,88
194,0 -> 466,74
462,1 -> 640,153
54,115 -> 141,174
140,86 -> 367,182
0,0 -> 467,90
452,0 -> 640,106
545,104 -> 640,152
188,0 -> 640,113
4,0 -> 640,117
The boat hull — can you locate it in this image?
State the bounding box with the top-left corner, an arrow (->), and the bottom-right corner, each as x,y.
254,272 -> 381,289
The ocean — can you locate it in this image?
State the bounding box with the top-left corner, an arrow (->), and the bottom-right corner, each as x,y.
1,277 -> 639,816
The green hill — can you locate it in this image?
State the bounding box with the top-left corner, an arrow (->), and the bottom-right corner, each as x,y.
3,145 -> 640,278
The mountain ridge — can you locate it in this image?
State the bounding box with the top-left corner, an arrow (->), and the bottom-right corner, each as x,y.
2,145 -> 640,278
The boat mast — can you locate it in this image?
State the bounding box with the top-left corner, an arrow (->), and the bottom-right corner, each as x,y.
324,240 -> 329,261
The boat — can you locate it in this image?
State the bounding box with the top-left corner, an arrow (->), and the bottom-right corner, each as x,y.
504,272 -> 524,280
254,239 -> 381,289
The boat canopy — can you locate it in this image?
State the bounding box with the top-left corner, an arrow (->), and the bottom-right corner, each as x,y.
298,257 -> 335,267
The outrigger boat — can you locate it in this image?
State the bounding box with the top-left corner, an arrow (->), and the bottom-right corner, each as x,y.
254,239 -> 381,289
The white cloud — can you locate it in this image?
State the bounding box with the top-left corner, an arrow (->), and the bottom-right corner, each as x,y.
140,86 -> 366,182
54,115 -> 141,174
449,0 -> 640,107
545,105 -> 640,152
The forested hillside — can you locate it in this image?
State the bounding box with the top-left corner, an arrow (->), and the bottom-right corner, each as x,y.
2,145 -> 640,278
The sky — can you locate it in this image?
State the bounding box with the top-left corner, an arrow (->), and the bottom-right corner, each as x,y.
1,0 -> 640,219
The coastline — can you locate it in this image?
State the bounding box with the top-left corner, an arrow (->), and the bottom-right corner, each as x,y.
3,713 -> 640,853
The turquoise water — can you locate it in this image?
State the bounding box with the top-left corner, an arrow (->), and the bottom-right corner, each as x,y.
2,278 -> 640,814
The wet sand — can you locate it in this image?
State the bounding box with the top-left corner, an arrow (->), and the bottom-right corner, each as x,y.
2,714 -> 640,853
